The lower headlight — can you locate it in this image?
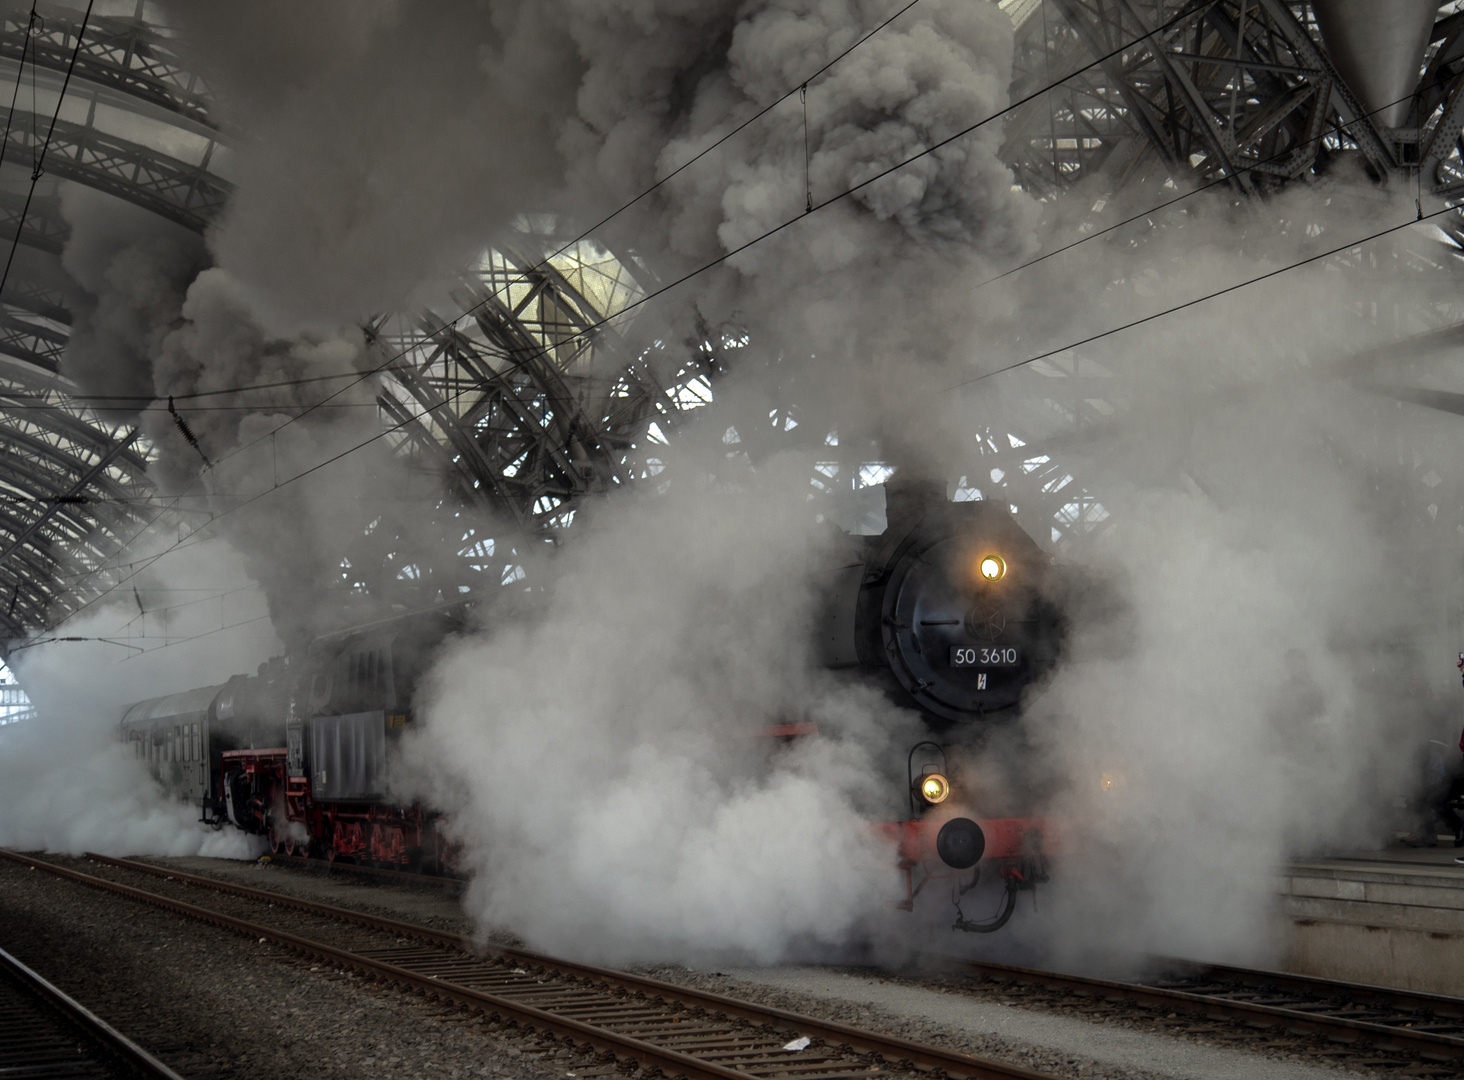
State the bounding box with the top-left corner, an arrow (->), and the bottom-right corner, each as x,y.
917,772 -> 950,805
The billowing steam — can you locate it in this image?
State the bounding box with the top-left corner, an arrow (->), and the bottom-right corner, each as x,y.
0,538 -> 275,858
3,0 -> 1463,973
398,446 -> 919,964
964,182 -> 1464,968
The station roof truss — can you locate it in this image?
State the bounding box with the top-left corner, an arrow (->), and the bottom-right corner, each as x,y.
2,1 -> 1464,645
367,237 -> 713,539
988,0 -> 1464,556
0,3 -> 228,648
999,1 -> 1464,200
0,2 -> 722,641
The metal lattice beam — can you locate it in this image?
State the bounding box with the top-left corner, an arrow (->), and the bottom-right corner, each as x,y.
0,9 -> 214,130
0,110 -> 228,232
999,0 -> 1448,199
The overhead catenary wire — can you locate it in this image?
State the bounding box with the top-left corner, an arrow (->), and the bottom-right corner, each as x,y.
0,5 -> 40,182
29,4 -> 1426,636
115,611 -> 274,658
947,203 -> 1462,391
33,3 -> 1329,629
19,98 -> 1426,414
970,89 -> 1433,295
537,0 -> 927,270
9,633 -> 141,653
0,0 -> 93,301
176,1 -> 1207,491
117,580 -> 256,626
28,0 -> 928,418
46,203 -> 1456,638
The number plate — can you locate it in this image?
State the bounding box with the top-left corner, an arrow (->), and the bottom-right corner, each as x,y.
950,646 -> 1020,668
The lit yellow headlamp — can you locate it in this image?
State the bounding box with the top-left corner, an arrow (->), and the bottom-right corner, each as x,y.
917,772 -> 951,805
979,554 -> 1006,581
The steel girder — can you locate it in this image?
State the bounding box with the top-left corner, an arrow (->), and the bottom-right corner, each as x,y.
371,240 -> 709,543
991,4 -> 1464,524
0,9 -> 701,620
999,0 -> 1450,199
0,108 -> 227,231
0,7 -> 213,130
0,7 -> 228,641
0,356 -> 154,637
0,188 -> 67,255
0,298 -> 67,372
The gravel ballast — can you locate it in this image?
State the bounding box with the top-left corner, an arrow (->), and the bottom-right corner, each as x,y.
649,965 -> 1373,1080
0,856 -> 615,1080
0,853 -> 1440,1080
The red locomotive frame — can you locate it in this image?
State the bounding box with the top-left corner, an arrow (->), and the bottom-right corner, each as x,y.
220,748 -> 453,871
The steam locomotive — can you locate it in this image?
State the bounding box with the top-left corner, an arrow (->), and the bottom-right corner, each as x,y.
819,489 -> 1068,930
121,606 -> 465,870
121,491 -> 1067,924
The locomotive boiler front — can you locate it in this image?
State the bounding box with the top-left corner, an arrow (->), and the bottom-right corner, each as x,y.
822,498 -> 1063,724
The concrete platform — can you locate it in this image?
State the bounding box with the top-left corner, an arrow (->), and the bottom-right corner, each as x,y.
1281,844 -> 1464,995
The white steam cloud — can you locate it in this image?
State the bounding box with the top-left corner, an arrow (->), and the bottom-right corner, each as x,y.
5,0 -> 1463,976
400,446 -> 919,964
0,538 -> 276,858
950,183 -> 1464,969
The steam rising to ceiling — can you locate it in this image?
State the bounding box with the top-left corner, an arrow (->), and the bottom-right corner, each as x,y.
0,0 -> 1461,968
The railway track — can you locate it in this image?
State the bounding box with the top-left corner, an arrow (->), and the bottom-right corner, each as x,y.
1,850 -> 1049,1080
0,940 -> 186,1080
265,851 -> 463,890
940,953 -> 1464,1063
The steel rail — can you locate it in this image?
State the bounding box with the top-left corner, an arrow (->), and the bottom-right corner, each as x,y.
265,851 -> 463,890
0,942 -> 187,1079
936,954 -> 1464,1061
1171,957 -> 1464,1021
5,851 -> 1050,1080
